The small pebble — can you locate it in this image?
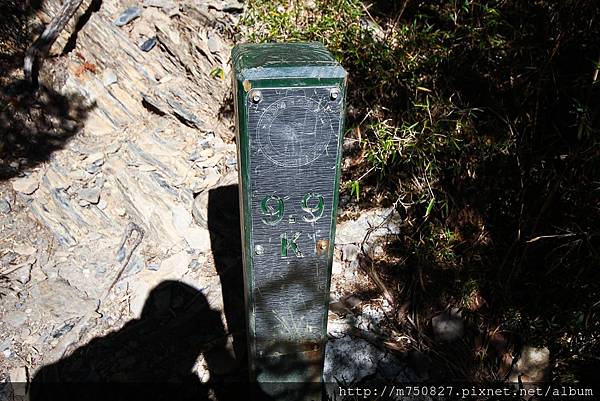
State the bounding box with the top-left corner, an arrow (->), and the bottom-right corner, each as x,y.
3,348 -> 11,358
147,263 -> 160,271
86,163 -> 102,174
102,69 -> 118,86
0,199 -> 11,214
189,259 -> 200,270
1,251 -> 17,266
79,187 -> 101,204
114,7 -> 142,27
207,32 -> 221,54
139,36 -> 157,52
188,150 -> 201,162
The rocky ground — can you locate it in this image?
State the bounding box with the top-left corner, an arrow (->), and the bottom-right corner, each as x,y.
0,1 -> 424,399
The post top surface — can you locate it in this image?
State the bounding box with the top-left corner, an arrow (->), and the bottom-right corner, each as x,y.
232,42 -> 346,81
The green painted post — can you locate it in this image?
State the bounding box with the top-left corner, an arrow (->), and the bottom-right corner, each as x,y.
232,42 -> 347,398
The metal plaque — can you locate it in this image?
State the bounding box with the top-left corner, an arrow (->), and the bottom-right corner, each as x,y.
232,42 -> 347,396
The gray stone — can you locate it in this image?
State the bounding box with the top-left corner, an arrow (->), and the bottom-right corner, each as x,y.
1,251 -> 17,266
147,263 -> 160,271
13,262 -> 32,284
139,36 -> 157,52
336,207 -> 401,245
79,187 -> 101,204
207,32 -> 221,54
86,163 -> 102,174
102,69 -> 118,86
225,156 -> 237,167
114,7 -> 142,27
431,308 -> 464,342
510,346 -> 550,383
199,134 -> 214,149
343,294 -> 362,309
188,150 -> 201,161
0,199 -> 11,214
12,176 -> 38,195
70,170 -> 90,181
356,305 -> 385,333
29,279 -> 96,320
342,243 -> 359,261
324,336 -> 380,383
188,259 -> 201,270
222,1 -> 244,12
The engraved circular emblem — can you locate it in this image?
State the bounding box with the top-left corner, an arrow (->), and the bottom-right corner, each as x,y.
257,96 -> 332,167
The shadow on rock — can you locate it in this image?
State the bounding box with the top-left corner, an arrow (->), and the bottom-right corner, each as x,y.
28,280 -> 266,401
207,184 -> 247,371
0,82 -> 93,180
0,0 -> 94,180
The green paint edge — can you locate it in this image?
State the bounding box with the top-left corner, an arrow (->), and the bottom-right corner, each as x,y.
233,73 -> 257,380
232,42 -> 347,383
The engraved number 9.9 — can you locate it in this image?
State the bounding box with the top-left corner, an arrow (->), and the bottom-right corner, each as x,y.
260,195 -> 284,225
301,193 -> 324,222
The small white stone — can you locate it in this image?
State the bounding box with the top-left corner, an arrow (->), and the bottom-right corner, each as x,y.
12,176 -> 38,195
97,199 -> 108,210
102,69 -> 118,86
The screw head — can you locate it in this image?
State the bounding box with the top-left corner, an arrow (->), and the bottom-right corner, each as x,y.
329,88 -> 340,100
255,244 -> 264,255
251,90 -> 262,103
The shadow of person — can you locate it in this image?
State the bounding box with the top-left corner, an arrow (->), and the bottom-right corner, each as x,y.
29,280 -> 239,401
